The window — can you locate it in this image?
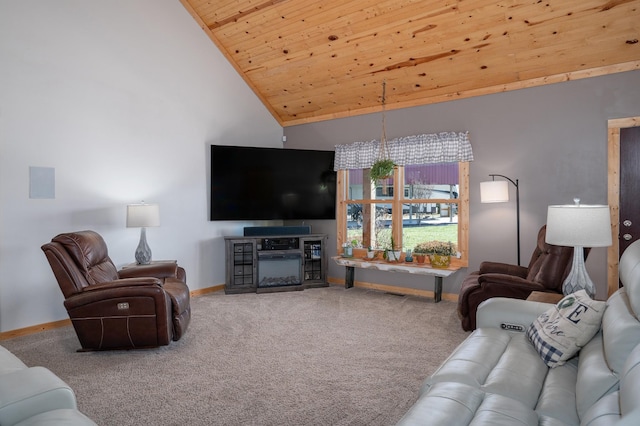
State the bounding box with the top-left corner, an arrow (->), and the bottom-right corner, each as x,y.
334,131 -> 473,267
336,161 -> 469,267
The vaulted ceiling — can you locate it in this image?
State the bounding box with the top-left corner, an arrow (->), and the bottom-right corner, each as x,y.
180,0 -> 640,127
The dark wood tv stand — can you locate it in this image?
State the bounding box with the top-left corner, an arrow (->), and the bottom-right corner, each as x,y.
224,234 -> 328,294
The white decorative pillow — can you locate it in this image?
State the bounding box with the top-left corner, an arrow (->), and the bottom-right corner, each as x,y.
526,290 -> 606,368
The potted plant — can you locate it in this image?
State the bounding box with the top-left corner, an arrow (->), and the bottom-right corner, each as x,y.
342,239 -> 361,258
412,242 -> 431,263
383,236 -> 402,262
366,246 -> 376,259
414,241 -> 457,268
341,242 -> 353,257
369,159 -> 395,182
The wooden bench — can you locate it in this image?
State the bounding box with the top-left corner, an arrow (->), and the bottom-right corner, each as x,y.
332,256 -> 461,302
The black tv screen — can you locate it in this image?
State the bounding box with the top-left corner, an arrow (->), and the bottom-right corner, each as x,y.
210,145 -> 336,221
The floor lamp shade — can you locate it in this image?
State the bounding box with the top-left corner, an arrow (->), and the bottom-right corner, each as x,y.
546,202 -> 612,297
480,180 -> 509,203
480,175 -> 520,265
126,203 -> 160,265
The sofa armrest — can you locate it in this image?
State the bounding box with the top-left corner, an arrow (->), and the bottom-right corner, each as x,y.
0,367 -> 77,426
479,261 -> 528,278
477,273 -> 547,293
82,278 -> 162,292
64,282 -> 168,311
476,298 -> 554,332
118,262 -> 177,279
0,345 -> 28,374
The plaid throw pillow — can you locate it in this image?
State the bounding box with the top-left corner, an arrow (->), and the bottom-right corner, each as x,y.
526,290 -> 606,368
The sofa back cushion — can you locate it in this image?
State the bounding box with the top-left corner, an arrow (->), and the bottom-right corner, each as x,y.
620,343 -> 640,420
52,231 -> 118,286
575,240 -> 640,420
525,226 -> 575,293
575,289 -> 640,419
619,238 -> 640,317
575,332 -> 619,419
602,288 -> 640,375
579,343 -> 640,425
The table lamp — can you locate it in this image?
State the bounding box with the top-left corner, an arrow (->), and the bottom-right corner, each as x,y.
126,202 -> 160,265
545,199 -> 612,297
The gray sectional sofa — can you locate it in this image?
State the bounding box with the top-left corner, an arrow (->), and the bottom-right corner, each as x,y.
0,344 -> 95,425
398,239 -> 640,425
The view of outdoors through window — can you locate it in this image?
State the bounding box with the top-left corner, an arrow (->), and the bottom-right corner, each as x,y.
342,163 -> 460,255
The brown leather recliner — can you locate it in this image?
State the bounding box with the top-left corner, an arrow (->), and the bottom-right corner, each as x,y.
41,230 -> 191,350
458,225 -> 586,331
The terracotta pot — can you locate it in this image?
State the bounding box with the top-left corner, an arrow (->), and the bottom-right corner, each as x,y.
429,254 -> 451,268
414,254 -> 427,264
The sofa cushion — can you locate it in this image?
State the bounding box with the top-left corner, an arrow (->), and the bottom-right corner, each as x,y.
421,327 -> 579,413
601,287 -> 640,375
420,328 -> 512,392
575,332 -> 619,419
579,343 -> 640,425
526,290 -> 605,368
52,231 -> 118,285
534,357 -> 579,425
619,237 -> 640,316
399,382 -> 540,426
0,367 -> 77,426
580,391 -> 621,426
14,409 -> 97,426
0,345 -> 27,375
619,344 -> 640,422
481,333 -> 549,407
525,245 -> 573,293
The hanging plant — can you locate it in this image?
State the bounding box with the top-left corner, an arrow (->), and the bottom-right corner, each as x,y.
370,80 -> 395,183
370,158 -> 395,181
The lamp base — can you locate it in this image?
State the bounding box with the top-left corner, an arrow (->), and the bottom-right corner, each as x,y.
562,246 -> 595,298
135,227 -> 152,265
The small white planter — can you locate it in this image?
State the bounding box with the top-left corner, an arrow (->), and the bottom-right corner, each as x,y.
386,250 -> 402,262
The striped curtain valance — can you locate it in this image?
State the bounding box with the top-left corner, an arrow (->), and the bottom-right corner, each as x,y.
333,132 -> 473,171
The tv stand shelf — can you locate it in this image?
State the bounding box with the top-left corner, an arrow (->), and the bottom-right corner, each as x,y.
224,234 -> 328,294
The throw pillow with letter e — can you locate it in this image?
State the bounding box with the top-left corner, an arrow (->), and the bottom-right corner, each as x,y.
526,290 -> 607,368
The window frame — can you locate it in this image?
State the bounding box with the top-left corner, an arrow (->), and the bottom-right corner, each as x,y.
336,162 -> 469,268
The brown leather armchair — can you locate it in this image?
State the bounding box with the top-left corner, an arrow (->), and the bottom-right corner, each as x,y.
41,230 -> 191,350
458,225 -> 585,331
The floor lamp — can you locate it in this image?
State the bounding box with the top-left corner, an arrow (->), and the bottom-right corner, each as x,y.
126,202 -> 160,265
545,199 -> 612,297
480,174 -> 520,265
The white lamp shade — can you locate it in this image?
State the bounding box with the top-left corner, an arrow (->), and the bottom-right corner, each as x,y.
480,180 -> 509,203
126,203 -> 160,228
546,204 -> 612,247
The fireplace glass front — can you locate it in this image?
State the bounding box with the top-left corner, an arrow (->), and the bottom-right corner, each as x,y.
257,251 -> 302,288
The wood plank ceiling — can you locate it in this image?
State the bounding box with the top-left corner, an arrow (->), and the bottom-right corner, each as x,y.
181,0 -> 640,127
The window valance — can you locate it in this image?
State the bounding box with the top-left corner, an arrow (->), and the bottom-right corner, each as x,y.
333,132 -> 473,171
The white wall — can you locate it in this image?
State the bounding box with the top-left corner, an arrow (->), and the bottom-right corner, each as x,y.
0,0 -> 283,332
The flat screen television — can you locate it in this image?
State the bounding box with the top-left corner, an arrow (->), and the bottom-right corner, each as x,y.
210,145 -> 336,221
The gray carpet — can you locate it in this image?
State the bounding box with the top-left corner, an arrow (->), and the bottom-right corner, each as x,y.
1,286 -> 468,426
